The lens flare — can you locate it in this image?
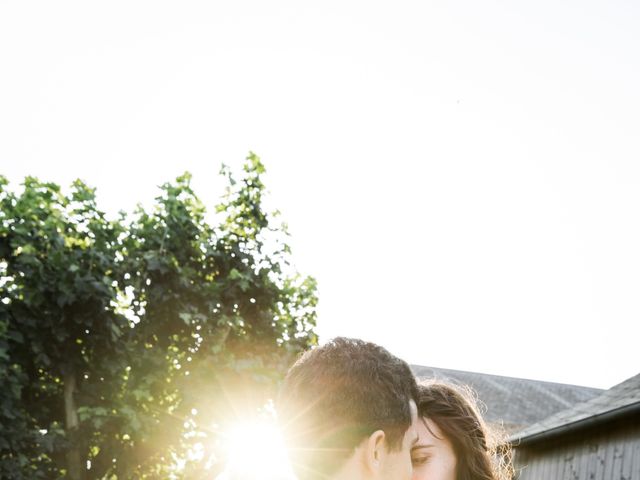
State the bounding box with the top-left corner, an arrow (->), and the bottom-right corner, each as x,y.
217,421 -> 295,480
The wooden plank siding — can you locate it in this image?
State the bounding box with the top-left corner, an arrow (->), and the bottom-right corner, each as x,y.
513,420 -> 640,480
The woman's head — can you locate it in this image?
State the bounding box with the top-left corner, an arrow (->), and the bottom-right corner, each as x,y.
412,381 -> 512,480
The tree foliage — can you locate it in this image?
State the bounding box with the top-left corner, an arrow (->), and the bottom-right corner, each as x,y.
0,153 -> 318,479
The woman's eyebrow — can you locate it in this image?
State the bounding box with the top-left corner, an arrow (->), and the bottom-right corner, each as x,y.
411,444 -> 435,450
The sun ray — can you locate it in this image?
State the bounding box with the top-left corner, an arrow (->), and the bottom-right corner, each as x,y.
217,420 -> 296,480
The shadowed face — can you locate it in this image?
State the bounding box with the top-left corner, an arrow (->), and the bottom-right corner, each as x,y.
410,417 -> 456,480
378,400 -> 420,480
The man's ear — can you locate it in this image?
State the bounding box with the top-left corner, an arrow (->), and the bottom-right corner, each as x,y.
362,430 -> 386,473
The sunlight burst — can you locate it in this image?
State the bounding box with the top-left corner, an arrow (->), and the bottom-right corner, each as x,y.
217,421 -> 295,480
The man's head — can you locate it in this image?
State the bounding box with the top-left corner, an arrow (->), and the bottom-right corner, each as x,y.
277,337 -> 419,480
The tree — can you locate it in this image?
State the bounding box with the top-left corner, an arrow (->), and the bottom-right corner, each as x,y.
0,153 -> 318,478
0,176 -> 128,479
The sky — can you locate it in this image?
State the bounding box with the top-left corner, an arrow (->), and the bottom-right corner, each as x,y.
1,1 -> 639,389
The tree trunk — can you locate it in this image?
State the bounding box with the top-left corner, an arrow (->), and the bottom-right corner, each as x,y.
64,370 -> 84,480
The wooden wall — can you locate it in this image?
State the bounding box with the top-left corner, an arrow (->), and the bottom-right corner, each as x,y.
513,420 -> 640,480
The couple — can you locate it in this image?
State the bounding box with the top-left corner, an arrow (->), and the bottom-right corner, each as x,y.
277,337 -> 511,480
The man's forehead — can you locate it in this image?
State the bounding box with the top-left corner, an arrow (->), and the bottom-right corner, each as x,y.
405,399 -> 420,445
409,399 -> 418,421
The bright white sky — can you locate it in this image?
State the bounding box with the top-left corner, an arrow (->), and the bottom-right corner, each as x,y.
1,1 -> 639,389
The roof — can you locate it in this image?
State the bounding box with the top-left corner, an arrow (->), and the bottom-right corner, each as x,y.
411,365 -> 604,433
510,372 -> 640,444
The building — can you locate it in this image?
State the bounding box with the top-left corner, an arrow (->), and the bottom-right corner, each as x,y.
411,365 -> 603,433
509,373 -> 640,480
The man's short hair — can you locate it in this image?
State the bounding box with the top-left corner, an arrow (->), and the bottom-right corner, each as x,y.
277,337 -> 418,479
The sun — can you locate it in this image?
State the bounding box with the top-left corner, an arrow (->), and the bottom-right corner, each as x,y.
217,421 -> 296,480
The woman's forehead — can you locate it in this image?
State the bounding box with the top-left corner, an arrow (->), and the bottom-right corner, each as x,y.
416,417 -> 447,444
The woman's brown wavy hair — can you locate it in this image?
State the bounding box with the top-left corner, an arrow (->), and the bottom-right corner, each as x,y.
416,381 -> 513,480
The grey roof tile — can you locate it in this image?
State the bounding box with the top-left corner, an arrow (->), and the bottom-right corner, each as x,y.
411,365 -> 604,433
511,372 -> 640,442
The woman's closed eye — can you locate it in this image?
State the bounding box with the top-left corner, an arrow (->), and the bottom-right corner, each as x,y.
411,454 -> 432,466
